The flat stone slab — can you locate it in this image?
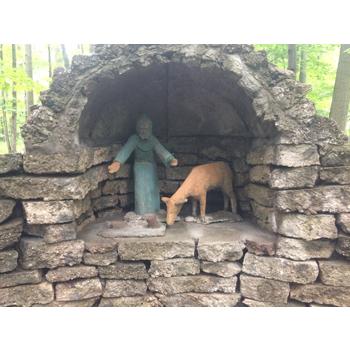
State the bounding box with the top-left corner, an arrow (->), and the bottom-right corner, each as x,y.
99,294 -> 161,307
184,211 -> 243,225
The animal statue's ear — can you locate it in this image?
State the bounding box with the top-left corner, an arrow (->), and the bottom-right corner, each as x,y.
161,197 -> 170,204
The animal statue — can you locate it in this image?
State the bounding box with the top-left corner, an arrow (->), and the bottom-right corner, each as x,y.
161,161 -> 237,225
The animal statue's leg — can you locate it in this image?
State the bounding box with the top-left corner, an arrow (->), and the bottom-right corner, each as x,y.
199,193 -> 207,221
192,198 -> 198,217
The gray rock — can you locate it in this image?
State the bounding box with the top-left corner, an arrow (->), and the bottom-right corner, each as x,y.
277,213 -> 338,240
319,260 -> 350,287
149,258 -> 200,277
270,166 -> 318,189
336,234 -> 350,258
276,237 -> 335,261
0,217 -> 23,250
320,166 -> 350,185
290,283 -> 350,307
251,201 -> 277,233
103,280 -> 147,298
118,235 -> 195,260
201,261 -> 242,277
319,144 -> 350,166
55,278 -> 103,301
337,213 -> 350,234
156,292 -> 241,307
246,183 -> 274,207
275,186 -> 350,214
242,253 -> 319,284
20,237 -> 84,269
84,239 -> 117,254
46,265 -> 98,282
83,251 -> 118,266
165,166 -> 192,180
249,165 -> 271,184
35,297 -> 99,307
240,274 -> 289,304
0,153 -> 22,174
25,222 -> 77,243
99,294 -> 161,307
159,180 -> 181,194
92,195 -> 119,211
0,281 -> 54,306
247,145 -> 275,165
98,262 -> 148,279
0,250 -> 18,273
0,199 -> 16,224
0,269 -> 42,288
242,298 -> 305,307
198,239 -> 244,262
147,275 -> 237,295
102,180 -> 133,195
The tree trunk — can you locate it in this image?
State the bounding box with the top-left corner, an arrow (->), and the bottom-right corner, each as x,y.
48,44 -> 52,78
60,44 -> 70,70
0,44 -> 12,153
11,44 -> 17,153
330,44 -> 350,132
288,44 -> 297,75
25,44 -> 34,120
299,47 -> 307,83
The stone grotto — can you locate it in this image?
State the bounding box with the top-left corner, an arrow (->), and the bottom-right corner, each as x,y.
1,44 -> 350,307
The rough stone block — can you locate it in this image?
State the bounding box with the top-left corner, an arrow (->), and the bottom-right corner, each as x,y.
102,180 -> 133,195
166,166 -> 192,180
23,198 -> 90,224
249,165 -> 271,184
118,194 -> 134,207
0,249 -> 18,273
0,281 -> 54,306
247,145 -> 274,165
149,258 -> 200,277
25,222 -> 77,243
0,153 -> 22,174
84,239 -> 117,254
270,166 -> 318,189
240,274 -> 289,304
159,180 -> 181,194
320,166 -> 350,185
46,265 -> 98,282
290,283 -> 350,307
147,275 -> 237,295
92,195 -> 119,211
198,239 -> 244,262
35,297 -> 99,307
246,183 -> 274,207
232,158 -> 250,173
118,236 -> 195,261
55,278 -> 103,301
275,186 -> 350,213
0,199 -> 16,224
98,262 -> 148,279
319,260 -> 350,287
336,234 -> 350,258
156,292 -> 241,307
20,237 -> 84,269
242,299 -> 305,307
276,237 -> 335,261
83,251 -> 118,266
277,213 -> 337,240
337,213 -> 350,234
0,269 -> 42,288
242,253 -> 319,284
200,261 -> 242,277
99,294 -> 161,307
319,144 -> 350,166
251,201 -> 277,232
0,217 -> 23,250
103,280 -> 147,298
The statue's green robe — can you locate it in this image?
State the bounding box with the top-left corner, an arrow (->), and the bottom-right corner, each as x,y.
114,134 -> 175,215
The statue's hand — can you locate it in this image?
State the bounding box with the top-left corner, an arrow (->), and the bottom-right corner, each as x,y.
108,161 -> 121,174
170,158 -> 178,167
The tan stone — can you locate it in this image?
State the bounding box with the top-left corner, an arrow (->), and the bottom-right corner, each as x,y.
319,260 -> 350,287
0,217 -> 23,250
83,251 -> 118,266
0,281 -> 54,306
249,165 -> 271,184
149,258 -> 200,277
242,253 -> 319,284
0,269 -> 42,288
201,261 -> 242,277
103,280 -> 147,298
156,293 -> 241,307
46,265 -> 98,282
99,294 -> 161,307
55,278 -> 103,301
198,240 -> 244,262
147,275 -> 237,295
98,262 -> 148,279
240,274 -> 289,304
25,222 -> 77,243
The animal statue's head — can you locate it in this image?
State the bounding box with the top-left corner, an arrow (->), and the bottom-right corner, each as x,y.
161,196 -> 188,225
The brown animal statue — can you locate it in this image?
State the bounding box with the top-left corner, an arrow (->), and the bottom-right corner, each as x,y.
161,161 -> 237,225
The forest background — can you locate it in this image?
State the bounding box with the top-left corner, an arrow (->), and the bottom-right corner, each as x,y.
0,44 -> 349,154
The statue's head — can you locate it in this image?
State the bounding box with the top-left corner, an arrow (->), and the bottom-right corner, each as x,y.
136,115 -> 152,140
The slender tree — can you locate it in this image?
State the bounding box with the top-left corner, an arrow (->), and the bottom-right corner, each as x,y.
299,46 -> 307,83
330,44 -> 350,132
48,44 -> 52,78
11,44 -> 17,152
60,44 -> 70,70
25,44 -> 34,119
288,44 -> 297,75
0,45 -> 12,152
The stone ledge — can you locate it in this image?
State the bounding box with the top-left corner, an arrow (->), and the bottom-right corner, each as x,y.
55,278 -> 103,301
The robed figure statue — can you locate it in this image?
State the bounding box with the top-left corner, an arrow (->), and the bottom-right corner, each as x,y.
108,115 -> 178,215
